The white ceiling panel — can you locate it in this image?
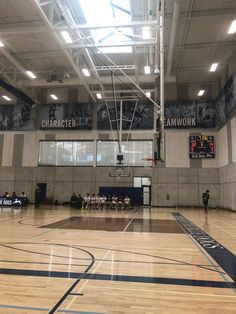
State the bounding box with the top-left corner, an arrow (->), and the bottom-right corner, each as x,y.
0,0 -> 234,101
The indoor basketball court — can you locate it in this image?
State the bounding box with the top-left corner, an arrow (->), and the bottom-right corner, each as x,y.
0,0 -> 236,313
0,206 -> 235,313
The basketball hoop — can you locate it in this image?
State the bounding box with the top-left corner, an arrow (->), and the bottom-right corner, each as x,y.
109,165 -> 130,177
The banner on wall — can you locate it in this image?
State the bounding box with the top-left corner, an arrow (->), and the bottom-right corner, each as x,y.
164,101 -> 215,128
97,100 -> 153,130
225,74 -> 236,118
215,73 -> 236,129
0,103 -> 36,131
40,103 -> 92,129
215,90 -> 227,129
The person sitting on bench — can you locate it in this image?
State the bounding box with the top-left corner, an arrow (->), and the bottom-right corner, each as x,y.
124,195 -> 131,209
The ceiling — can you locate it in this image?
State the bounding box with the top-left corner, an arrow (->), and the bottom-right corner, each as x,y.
0,0 -> 235,104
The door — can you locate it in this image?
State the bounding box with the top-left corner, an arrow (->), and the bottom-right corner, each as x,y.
143,186 -> 151,206
133,176 -> 151,206
37,183 -> 47,203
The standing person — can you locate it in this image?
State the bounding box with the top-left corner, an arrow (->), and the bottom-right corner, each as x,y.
202,190 -> 210,214
70,193 -> 77,208
76,194 -> 83,209
35,185 -> 42,208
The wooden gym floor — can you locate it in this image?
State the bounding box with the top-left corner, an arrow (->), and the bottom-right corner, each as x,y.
0,205 -> 235,313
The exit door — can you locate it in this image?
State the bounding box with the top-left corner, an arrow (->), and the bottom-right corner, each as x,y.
133,176 -> 151,206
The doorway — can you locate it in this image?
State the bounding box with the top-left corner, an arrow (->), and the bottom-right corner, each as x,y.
37,183 -> 47,203
133,177 -> 151,206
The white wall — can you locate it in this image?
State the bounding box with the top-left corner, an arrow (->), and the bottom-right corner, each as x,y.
22,133 -> 44,167
218,125 -> 228,167
165,131 -> 190,167
2,134 -> 14,166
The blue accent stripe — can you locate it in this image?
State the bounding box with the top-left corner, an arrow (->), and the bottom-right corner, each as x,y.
0,267 -> 234,288
172,212 -> 236,282
0,304 -> 104,313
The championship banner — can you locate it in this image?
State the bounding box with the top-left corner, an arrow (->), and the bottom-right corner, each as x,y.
0,103 -> 36,131
40,103 -> 92,129
164,101 -> 215,128
97,100 -> 153,130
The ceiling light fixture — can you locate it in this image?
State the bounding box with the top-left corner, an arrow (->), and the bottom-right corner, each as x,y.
82,68 -> 90,77
2,95 -> 11,101
198,90 -> 205,96
145,91 -> 151,98
142,27 -> 150,39
96,93 -> 102,99
60,30 -> 73,44
144,65 -> 151,75
50,94 -> 58,100
0,41 -> 4,47
228,20 -> 236,34
26,70 -> 37,79
209,63 -> 218,72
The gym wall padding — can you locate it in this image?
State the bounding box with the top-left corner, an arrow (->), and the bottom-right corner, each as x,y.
99,187 -> 143,206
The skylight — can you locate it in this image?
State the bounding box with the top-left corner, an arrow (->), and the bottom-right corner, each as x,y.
79,0 -> 132,53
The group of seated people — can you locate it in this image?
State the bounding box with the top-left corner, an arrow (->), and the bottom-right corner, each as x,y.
1,192 -> 28,205
70,193 -> 131,210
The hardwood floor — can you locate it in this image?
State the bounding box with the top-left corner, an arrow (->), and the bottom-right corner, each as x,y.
0,205 -> 235,313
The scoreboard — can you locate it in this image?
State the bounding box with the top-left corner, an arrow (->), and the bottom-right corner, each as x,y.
189,135 -> 215,159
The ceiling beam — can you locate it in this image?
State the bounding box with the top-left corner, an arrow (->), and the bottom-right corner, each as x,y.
65,40 -> 156,49
166,2 -> 180,79
32,0 -> 96,102
0,7 -> 235,35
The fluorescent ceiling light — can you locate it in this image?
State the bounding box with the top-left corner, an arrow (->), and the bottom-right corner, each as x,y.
96,93 -> 102,99
60,30 -> 73,44
142,27 -> 150,39
2,95 -> 11,101
228,20 -> 236,34
144,65 -> 151,74
82,68 -> 90,77
0,41 -> 4,47
198,90 -> 205,96
50,94 -> 58,100
26,70 -> 37,79
79,0 -> 132,54
209,63 -> 218,72
145,91 -> 151,98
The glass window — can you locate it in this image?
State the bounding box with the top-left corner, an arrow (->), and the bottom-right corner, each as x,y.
97,141 -> 153,166
38,141 -> 94,166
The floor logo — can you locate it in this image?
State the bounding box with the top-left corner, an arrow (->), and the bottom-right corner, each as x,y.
172,212 -> 236,283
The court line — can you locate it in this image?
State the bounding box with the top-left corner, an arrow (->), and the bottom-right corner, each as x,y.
172,212 -> 236,292
0,267 -> 234,288
64,247 -> 112,313
0,241 -> 224,275
123,218 -> 133,232
72,244 -> 225,274
0,259 -> 89,267
0,258 -> 220,268
0,304 -> 104,313
48,247 -> 95,314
